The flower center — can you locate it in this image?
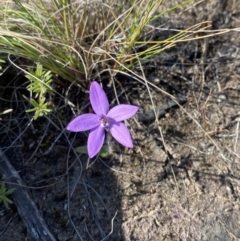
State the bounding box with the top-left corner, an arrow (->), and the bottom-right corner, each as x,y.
100,117 -> 110,128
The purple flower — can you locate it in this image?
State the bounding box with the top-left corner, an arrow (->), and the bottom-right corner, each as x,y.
66,81 -> 138,158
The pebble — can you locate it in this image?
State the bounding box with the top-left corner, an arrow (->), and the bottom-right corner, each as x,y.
217,93 -> 227,102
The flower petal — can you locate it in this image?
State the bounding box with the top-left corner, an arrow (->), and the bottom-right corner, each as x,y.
88,126 -> 105,158
66,114 -> 99,132
90,81 -> 109,115
110,122 -> 133,148
107,104 -> 138,122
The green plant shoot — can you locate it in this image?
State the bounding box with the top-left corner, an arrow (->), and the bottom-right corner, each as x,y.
0,182 -> 15,209
25,63 -> 53,119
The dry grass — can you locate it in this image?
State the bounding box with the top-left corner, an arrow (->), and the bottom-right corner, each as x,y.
1,0 -> 240,240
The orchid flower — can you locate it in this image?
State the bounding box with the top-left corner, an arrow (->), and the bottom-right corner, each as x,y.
67,81 -> 138,158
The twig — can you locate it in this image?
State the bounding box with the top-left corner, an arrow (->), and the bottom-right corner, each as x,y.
0,149 -> 56,241
137,96 -> 187,123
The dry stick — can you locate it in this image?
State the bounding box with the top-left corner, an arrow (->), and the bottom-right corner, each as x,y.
0,149 -> 56,241
137,96 -> 188,123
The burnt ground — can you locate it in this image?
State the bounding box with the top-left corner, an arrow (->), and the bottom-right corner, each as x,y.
1,0 -> 240,240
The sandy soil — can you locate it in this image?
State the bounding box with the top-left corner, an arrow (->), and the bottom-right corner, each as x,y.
1,0 -> 240,240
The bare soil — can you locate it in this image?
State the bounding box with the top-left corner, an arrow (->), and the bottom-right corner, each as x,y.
1,0 -> 240,240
